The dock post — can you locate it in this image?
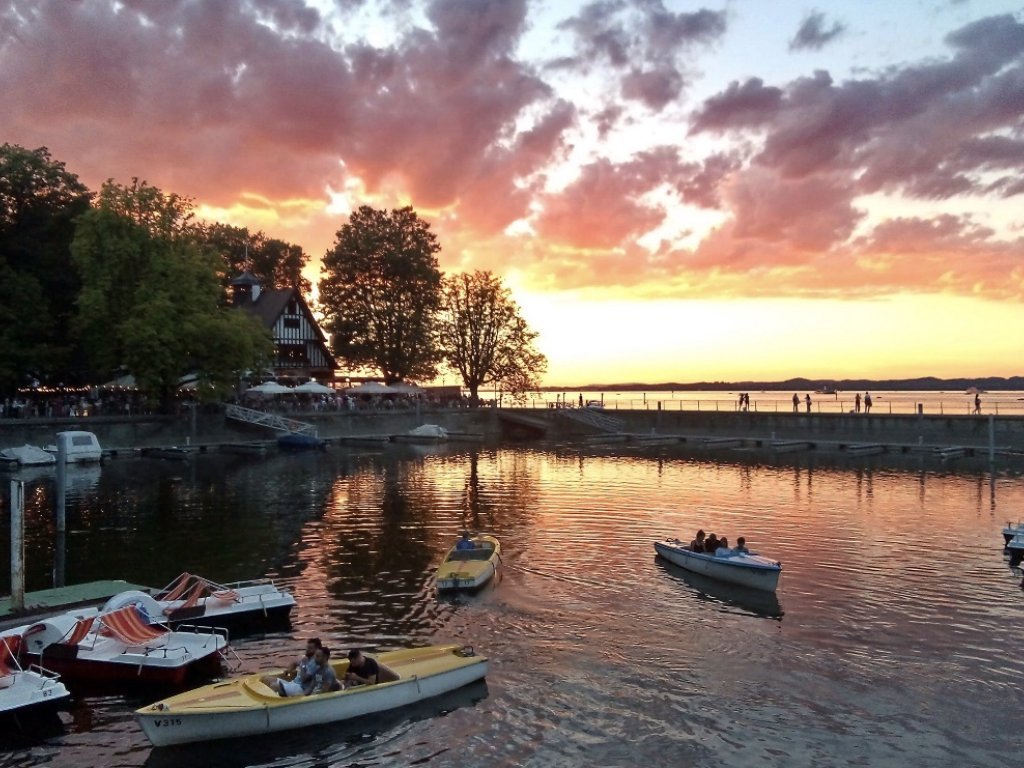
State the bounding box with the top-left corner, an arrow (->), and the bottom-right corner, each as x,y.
10,480 -> 25,611
989,415 -> 995,463
55,434 -> 67,587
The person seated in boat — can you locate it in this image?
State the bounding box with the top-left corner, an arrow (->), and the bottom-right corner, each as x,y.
714,536 -> 731,556
704,533 -> 720,553
261,638 -> 322,696
735,537 -> 750,554
345,648 -> 400,686
456,531 -> 475,550
306,646 -> 341,695
689,529 -> 706,552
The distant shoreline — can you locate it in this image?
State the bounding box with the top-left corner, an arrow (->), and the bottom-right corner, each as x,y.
542,376 -> 1024,392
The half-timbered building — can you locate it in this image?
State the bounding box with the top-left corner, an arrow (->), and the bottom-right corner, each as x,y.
230,272 -> 336,381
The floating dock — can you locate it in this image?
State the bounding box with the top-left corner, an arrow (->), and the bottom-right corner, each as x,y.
0,579 -> 152,629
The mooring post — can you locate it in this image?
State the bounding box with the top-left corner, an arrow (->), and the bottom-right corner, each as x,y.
10,480 -> 25,611
989,414 -> 995,463
55,433 -> 67,587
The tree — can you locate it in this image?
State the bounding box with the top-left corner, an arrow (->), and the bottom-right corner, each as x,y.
436,271 -> 547,405
198,223 -> 311,295
0,144 -> 91,393
319,205 -> 442,383
72,180 -> 272,407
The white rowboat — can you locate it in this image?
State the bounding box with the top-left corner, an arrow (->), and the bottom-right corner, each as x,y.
653,539 -> 782,592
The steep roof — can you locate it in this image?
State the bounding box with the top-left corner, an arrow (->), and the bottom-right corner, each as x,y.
230,271 -> 261,287
246,287 -> 293,328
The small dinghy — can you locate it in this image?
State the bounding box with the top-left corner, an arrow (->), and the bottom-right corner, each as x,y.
277,434 -> 326,451
0,636 -> 70,721
653,539 -> 782,592
8,606 -> 227,687
436,535 -> 501,591
102,573 -> 296,633
136,644 -> 488,747
396,424 -> 449,443
1003,521 -> 1024,545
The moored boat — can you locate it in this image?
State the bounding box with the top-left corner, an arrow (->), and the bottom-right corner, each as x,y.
395,424 -> 448,443
43,431 -> 102,463
0,636 -> 70,719
0,444 -> 56,466
436,535 -> 501,591
102,573 -> 296,632
277,433 -> 326,451
136,644 -> 488,747
8,606 -> 227,686
653,538 -> 782,592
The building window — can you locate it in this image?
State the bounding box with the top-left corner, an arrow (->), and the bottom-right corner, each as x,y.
283,317 -> 300,329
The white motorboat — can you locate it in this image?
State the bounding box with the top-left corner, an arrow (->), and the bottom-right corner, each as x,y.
1007,534 -> 1024,565
0,444 -> 57,466
136,644 -> 488,747
7,605 -> 227,687
102,573 -> 296,632
0,636 -> 70,718
43,431 -> 102,463
653,539 -> 782,592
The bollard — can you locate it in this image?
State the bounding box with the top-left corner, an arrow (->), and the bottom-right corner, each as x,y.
10,481 -> 25,611
989,414 -> 995,463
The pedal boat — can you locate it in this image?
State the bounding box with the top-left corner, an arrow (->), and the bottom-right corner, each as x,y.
436,535 -> 501,591
653,538 -> 782,592
7,605 -> 227,686
136,644 -> 488,747
103,573 -> 296,633
0,636 -> 70,720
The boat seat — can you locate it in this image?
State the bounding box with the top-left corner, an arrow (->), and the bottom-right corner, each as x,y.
62,616 -> 95,647
101,607 -> 167,645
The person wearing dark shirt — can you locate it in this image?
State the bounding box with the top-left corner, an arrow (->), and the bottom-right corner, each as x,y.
689,529 -> 706,552
345,649 -> 399,686
704,533 -> 720,553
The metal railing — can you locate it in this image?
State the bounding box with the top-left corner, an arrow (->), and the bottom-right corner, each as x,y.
224,404 -> 317,435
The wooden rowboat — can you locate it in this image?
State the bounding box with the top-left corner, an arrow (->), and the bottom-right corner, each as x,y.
136,644 -> 487,747
436,535 -> 501,591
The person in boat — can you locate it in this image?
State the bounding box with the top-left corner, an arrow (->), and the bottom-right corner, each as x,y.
345,648 -> 400,686
262,638 -> 322,696
714,536 -> 731,556
689,529 -> 706,552
306,646 -> 341,695
456,531 -> 475,550
704,533 -> 720,553
735,537 -> 750,554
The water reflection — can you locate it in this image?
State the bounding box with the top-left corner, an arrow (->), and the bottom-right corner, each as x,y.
1,445 -> 1023,767
654,556 -> 784,619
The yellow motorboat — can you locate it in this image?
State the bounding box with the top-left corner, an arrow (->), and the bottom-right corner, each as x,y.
136,644 -> 487,747
436,534 -> 501,591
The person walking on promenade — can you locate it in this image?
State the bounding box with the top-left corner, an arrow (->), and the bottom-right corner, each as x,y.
974,393 -> 981,414
855,393 -> 861,413
864,392 -> 872,413
792,393 -> 799,413
805,393 -> 812,413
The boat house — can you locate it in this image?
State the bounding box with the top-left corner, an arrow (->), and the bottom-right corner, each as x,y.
230,272 -> 336,382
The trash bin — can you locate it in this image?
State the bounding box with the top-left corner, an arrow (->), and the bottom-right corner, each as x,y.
917,403 -> 923,415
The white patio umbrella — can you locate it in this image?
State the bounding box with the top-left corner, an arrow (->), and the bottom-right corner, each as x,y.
246,381 -> 294,395
346,381 -> 396,395
390,381 -> 426,395
293,381 -> 334,395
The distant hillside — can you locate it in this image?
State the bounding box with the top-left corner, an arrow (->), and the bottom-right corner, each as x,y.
546,376 -> 1024,392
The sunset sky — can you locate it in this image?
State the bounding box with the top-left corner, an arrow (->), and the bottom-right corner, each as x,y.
3,0 -> 1023,384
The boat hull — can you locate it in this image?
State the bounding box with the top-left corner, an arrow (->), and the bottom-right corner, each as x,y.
0,671 -> 70,716
654,540 -> 781,592
137,645 -> 488,747
24,650 -> 222,687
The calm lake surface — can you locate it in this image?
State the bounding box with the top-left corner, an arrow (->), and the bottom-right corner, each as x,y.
1,443 -> 1023,767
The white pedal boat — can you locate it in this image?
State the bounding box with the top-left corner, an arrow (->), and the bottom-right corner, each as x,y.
0,636 -> 70,719
653,538 -> 782,592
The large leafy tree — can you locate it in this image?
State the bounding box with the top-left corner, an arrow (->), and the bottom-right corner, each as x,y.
198,223 -> 311,295
72,180 -> 271,407
0,144 -> 91,393
319,205 -> 442,383
436,271 -> 547,404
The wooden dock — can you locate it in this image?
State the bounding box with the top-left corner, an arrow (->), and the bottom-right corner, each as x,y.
0,579 -> 152,629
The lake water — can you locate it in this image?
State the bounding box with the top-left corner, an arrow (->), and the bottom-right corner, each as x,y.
1,444 -> 1023,767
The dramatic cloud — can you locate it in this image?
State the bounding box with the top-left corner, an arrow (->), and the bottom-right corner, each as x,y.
0,1 -> 1022,306
789,12 -> 846,51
